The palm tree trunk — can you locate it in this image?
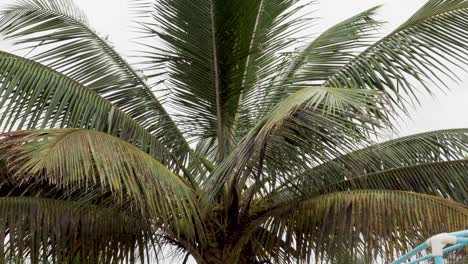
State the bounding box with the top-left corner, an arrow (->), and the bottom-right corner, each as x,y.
199,249 -> 224,264
198,248 -> 259,264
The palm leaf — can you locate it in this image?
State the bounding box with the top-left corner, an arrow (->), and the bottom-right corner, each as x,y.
320,160 -> 468,204
233,0 -> 315,138
205,86 -> 388,199
137,0 -> 313,161
285,5 -> 381,85
322,0 -> 468,106
0,0 -> 194,165
285,129 -> 468,195
0,51 -> 191,173
138,0 -> 254,159
242,6 -> 382,128
0,129 -> 203,243
236,191 -> 468,263
0,197 -> 154,264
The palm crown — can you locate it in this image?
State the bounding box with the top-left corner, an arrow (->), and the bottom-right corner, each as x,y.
0,0 -> 467,263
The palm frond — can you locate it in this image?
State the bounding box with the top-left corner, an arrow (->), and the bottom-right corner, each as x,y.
319,160 -> 468,204
0,51 -> 189,172
287,129 -> 468,195
284,5 -> 381,86
0,129 -> 203,243
137,0 -> 314,161
237,191 -> 468,263
233,0 -> 316,138
0,0 -> 194,165
322,0 -> 468,106
0,197 -> 154,264
240,6 -> 382,129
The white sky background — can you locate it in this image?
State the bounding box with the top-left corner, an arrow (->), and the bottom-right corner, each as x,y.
0,0 -> 467,262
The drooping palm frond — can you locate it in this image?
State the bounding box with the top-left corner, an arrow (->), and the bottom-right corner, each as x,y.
321,0 -> 468,106
320,160 -> 468,204
0,0 -> 194,164
283,129 -> 468,195
0,51 -> 190,172
236,191 -> 468,263
0,197 -> 154,264
0,129 -> 204,243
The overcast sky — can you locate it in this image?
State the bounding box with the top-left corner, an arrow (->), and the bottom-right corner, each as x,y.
0,0 -> 466,262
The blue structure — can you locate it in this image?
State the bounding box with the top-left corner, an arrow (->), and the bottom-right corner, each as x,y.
392,230 -> 468,264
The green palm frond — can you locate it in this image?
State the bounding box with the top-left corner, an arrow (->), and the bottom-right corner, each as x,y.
137,0 -> 313,161
285,129 -> 468,195
0,51 -> 188,171
240,191 -> 468,263
323,0 -> 468,106
286,6 -> 381,84
0,197 -> 154,264
233,0 -> 316,136
0,0 -> 194,164
320,160 -> 468,203
243,6 -> 382,127
0,129 -> 203,243
139,0 -> 257,159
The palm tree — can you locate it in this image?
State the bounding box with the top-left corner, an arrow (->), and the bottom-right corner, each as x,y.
0,0 -> 467,263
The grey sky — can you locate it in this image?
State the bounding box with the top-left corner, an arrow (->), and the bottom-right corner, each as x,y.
0,0 -> 467,262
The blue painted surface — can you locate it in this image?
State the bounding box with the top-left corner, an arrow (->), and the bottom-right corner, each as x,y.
407,243 -> 468,264
392,243 -> 428,264
449,230 -> 468,237
391,230 -> 468,264
434,256 -> 443,264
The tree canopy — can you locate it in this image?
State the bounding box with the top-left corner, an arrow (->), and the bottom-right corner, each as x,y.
0,0 -> 466,263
